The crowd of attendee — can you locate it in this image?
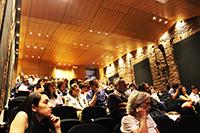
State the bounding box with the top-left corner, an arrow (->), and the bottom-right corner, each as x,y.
7,72 -> 200,133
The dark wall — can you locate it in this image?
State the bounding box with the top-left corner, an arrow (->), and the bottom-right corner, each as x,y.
173,31 -> 200,89
133,58 -> 153,86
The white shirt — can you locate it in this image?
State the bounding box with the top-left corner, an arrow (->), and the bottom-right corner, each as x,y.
189,92 -> 200,104
64,94 -> 83,110
121,114 -> 157,133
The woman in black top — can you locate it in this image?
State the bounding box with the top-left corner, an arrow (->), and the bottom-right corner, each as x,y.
9,92 -> 61,133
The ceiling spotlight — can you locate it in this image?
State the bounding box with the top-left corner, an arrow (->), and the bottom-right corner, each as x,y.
41,47 -> 44,50
80,44 -> 83,46
17,8 -> 21,11
105,33 -> 108,36
25,55 -> 28,57
34,46 -> 37,49
74,43 -> 77,45
29,32 -> 33,35
38,33 -> 41,36
17,21 -> 20,24
159,19 -> 162,22
58,63 -> 61,65
31,56 -> 34,58
89,29 -> 93,32
153,16 -> 156,20
164,21 -> 168,24
16,49 -> 18,51
86,45 -> 89,47
16,33 -> 19,37
27,45 -> 30,48
16,42 -> 19,44
97,31 -> 101,34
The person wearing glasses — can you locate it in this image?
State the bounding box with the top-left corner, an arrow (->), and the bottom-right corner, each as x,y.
121,91 -> 160,133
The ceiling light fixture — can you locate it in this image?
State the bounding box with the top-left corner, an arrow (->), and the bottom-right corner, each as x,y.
155,0 -> 168,4
153,16 -> 156,20
89,29 -> 93,32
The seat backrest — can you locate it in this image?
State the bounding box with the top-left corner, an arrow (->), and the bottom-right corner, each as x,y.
52,106 -> 78,119
61,119 -> 82,133
93,117 -> 116,132
81,106 -> 107,122
67,123 -> 109,133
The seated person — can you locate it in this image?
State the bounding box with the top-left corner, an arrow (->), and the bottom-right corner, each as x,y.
9,92 -> 61,133
64,83 -> 83,110
86,79 -> 107,108
121,91 -> 160,133
107,77 -> 129,123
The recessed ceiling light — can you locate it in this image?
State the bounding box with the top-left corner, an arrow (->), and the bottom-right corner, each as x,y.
25,55 -> 28,57
97,63 -> 99,65
17,8 -> 21,11
97,31 -> 101,34
17,21 -> 20,24
89,29 -> 93,32
31,56 -> 34,58
46,35 -> 49,37
41,47 -> 44,50
116,46 -> 118,49
92,62 -> 95,64
29,32 -> 33,35
27,45 -> 30,48
80,44 -> 83,46
34,46 -> 37,49
105,33 -> 108,36
159,19 -> 162,22
16,52 -> 18,55
16,49 -> 18,51
164,21 -> 168,24
16,42 -> 19,44
153,16 -> 156,20
58,63 -> 61,65
74,43 -> 77,45
86,45 -> 89,47
38,33 -> 41,36
63,63 -> 66,66
16,33 -> 19,37
37,56 -> 40,59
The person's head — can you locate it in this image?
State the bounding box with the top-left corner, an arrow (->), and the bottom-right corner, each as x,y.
69,83 -> 80,97
114,77 -> 127,93
79,82 -> 90,93
138,82 -> 150,93
23,92 -> 53,119
43,82 -> 57,99
126,91 -> 151,116
191,85 -> 199,94
89,79 -> 99,91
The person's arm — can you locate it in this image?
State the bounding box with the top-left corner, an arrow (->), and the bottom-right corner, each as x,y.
49,114 -> 61,133
89,93 -> 98,106
9,111 -> 28,133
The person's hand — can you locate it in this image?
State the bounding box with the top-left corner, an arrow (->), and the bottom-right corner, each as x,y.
49,114 -> 61,129
136,107 -> 147,121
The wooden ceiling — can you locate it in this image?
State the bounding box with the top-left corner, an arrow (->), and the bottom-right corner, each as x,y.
18,0 -> 200,68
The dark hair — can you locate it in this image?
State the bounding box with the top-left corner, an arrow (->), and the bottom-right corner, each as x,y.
43,82 -> 57,99
20,92 -> 47,124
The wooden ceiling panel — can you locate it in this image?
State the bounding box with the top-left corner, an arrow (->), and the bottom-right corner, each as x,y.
19,0 -> 199,69
117,8 -> 153,37
77,31 -> 106,44
90,8 -> 125,33
52,29 -> 81,44
102,0 -> 130,13
21,0 -> 31,16
30,0 -> 68,22
64,0 -> 103,21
